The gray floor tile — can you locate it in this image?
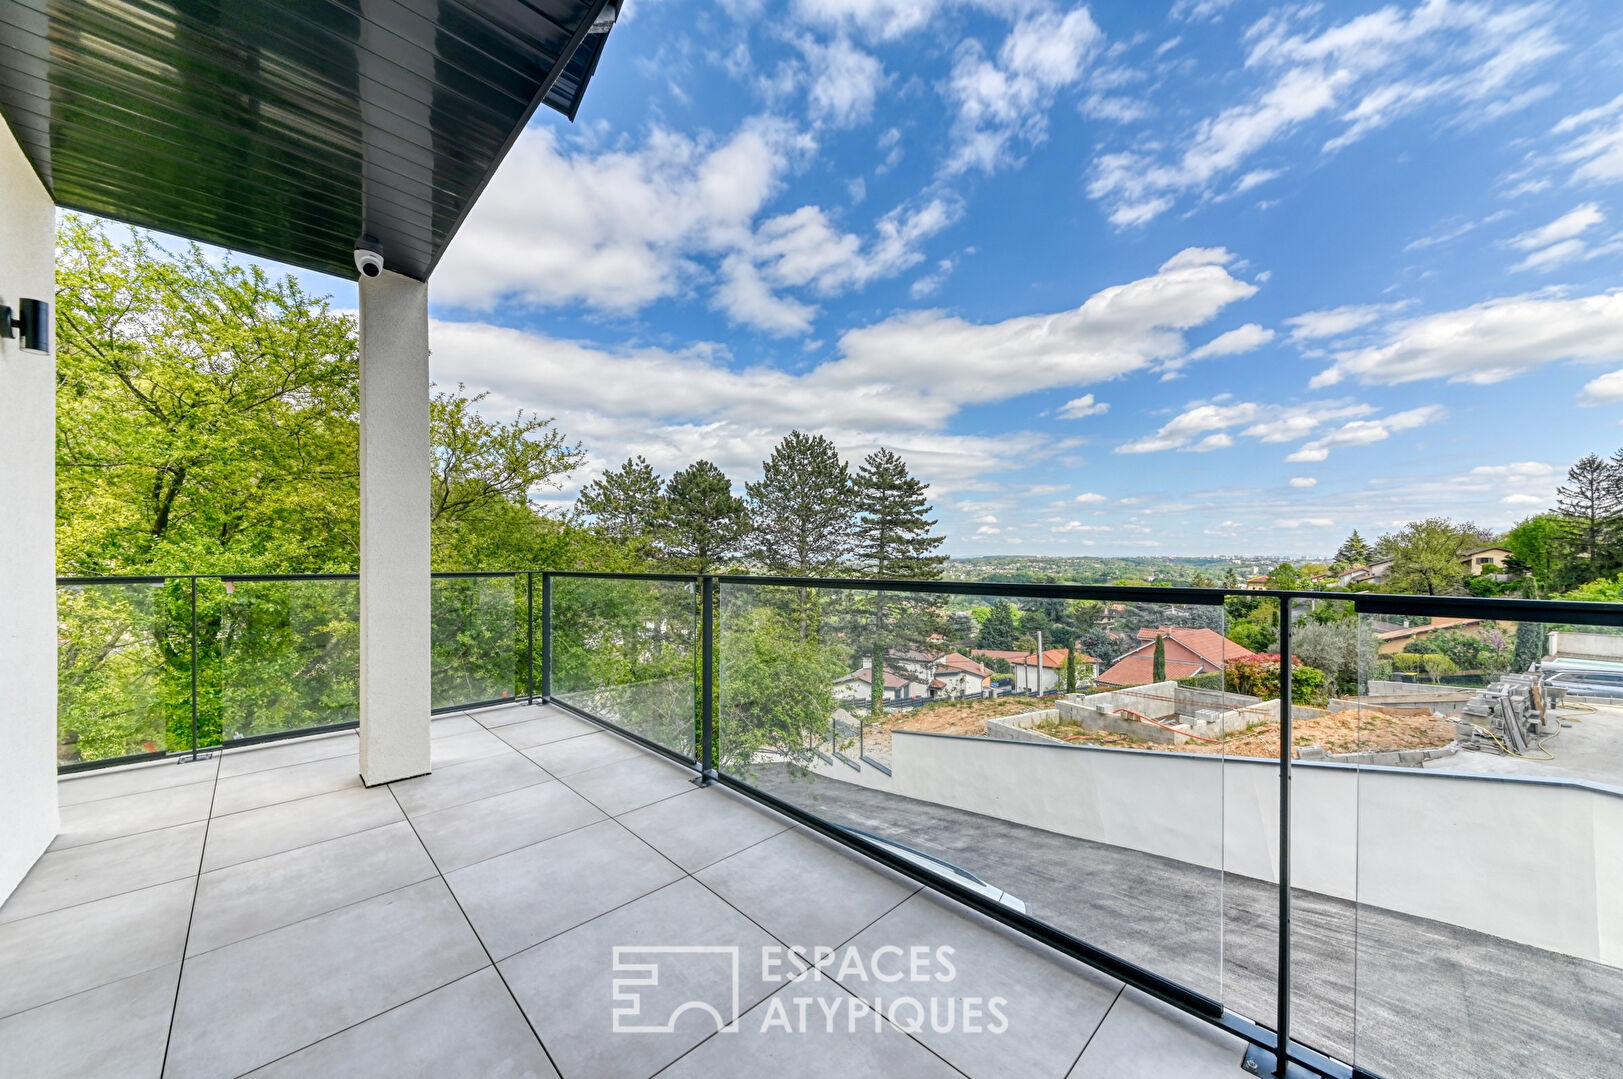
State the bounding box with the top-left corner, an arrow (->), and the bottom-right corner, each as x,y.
430,728 -> 515,767
188,821 -> 436,955
471,703 -> 538,728
561,753 -> 699,816
522,731 -> 645,777
501,878 -> 781,1079
245,967 -> 558,1078
57,758 -> 218,807
211,754 -> 362,817
1068,987 -> 1245,1078
391,751 -> 552,816
1,821 -> 204,923
0,963 -> 179,1079
493,712 -> 599,750
428,713 -> 484,740
696,829 -> 916,948
840,892 -> 1122,1079
618,787 -> 791,872
0,878 -> 193,1017
657,975 -> 965,1079
200,785 -> 404,873
53,779 -> 215,849
448,819 -> 682,959
164,879 -> 487,1079
217,732 -> 357,779
410,780 -> 605,872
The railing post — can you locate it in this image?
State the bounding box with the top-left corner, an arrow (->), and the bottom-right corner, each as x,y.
1275,598 -> 1293,1075
699,575 -> 716,784
541,572 -> 553,702
525,572 -> 535,704
189,576 -> 200,761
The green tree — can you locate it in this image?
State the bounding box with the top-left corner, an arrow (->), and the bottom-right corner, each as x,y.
1512,621 -> 1548,670
1334,530 -> 1372,566
746,431 -> 855,637
716,606 -> 847,772
977,601 -> 1018,650
1503,514 -> 1562,589
852,449 -> 946,717
657,461 -> 750,572
1151,634 -> 1166,682
1065,646 -> 1078,692
576,456 -> 663,546
1556,453 -> 1619,575
1383,518 -> 1471,595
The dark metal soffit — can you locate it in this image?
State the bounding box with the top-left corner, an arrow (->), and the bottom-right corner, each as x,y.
0,0 -> 613,281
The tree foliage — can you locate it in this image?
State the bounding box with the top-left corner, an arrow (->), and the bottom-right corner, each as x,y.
576,456 -> 663,546
657,460 -> 751,572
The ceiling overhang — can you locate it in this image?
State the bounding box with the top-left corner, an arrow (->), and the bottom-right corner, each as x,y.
0,0 -> 615,280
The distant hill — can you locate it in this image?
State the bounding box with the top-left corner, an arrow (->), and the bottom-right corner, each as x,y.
943,554 -> 1319,586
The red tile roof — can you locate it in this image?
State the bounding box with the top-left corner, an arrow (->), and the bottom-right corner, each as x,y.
936,652 -> 994,677
838,668 -> 911,689
1097,627 -> 1259,686
1133,627 -> 1259,667
1095,656 -> 1205,686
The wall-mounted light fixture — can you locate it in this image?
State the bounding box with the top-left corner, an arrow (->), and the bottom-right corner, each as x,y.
0,297 -> 50,353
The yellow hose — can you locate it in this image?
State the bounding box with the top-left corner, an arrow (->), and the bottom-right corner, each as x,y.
1469,722 -> 1556,761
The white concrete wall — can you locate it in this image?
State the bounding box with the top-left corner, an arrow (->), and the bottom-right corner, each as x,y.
0,122 -> 59,903
358,270 -> 431,785
1548,630 -> 1623,662
804,732 -> 1623,965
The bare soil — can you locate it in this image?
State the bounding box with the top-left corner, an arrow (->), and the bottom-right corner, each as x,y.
1035,704 -> 1456,759
849,696 -> 1065,762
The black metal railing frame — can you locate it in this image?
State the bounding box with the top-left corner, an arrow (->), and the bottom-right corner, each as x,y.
56,567 -> 1623,1079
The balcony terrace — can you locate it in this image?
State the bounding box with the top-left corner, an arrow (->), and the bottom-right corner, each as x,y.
0,703 -> 1249,1079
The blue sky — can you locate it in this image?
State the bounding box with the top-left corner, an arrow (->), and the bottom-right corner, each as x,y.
312,1 -> 1623,557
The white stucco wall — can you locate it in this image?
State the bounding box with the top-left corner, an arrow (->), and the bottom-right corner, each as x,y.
358,270 -> 431,785
805,732 -> 1623,965
0,121 -> 59,903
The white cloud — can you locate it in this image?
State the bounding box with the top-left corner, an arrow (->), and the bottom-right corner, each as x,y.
1171,0 -> 1237,22
1285,302 -> 1403,341
1188,322 -> 1275,360
792,0 -> 948,41
1507,203 -> 1605,272
1279,517 -> 1335,529
1501,493 -> 1545,505
435,119 -> 810,314
434,116 -> 966,335
1117,398 -> 1375,453
800,36 -> 887,128
1074,492 -> 1107,504
946,8 -> 1103,174
1581,368 -> 1623,405
1311,291 -> 1623,388
1057,394 -> 1109,419
823,247 -> 1256,420
1284,405 -> 1445,462
1081,95 -> 1151,124
1551,92 -> 1623,185
1511,203 -> 1605,250
1088,1 -> 1563,226
1290,476 -> 1318,487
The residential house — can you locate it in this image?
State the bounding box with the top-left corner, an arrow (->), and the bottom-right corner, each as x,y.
1244,574 -> 1270,591
933,652 -> 995,696
1011,648 -> 1096,693
1459,546 -> 1514,577
1375,617 -> 1501,656
1364,558 -> 1395,585
833,667 -> 929,703
1095,627 -> 1260,687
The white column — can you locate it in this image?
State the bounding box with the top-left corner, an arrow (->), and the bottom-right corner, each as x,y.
0,122 -> 59,903
358,270 -> 431,786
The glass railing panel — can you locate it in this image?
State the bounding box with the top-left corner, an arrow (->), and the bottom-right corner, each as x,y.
549,574 -> 699,761
431,573 -> 522,710
57,579 -> 192,765
716,580 -> 1239,1008
217,577 -> 360,742
1348,605 -> 1623,1079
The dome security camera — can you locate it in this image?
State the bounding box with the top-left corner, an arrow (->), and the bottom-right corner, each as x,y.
354,236 -> 384,278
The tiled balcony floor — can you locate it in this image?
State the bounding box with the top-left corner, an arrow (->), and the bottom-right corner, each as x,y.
0,704 -> 1250,1079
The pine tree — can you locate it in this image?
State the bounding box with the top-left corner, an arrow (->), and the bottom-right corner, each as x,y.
853,449 -> 946,717
1065,646 -> 1078,693
576,456 -> 663,544
1152,634 -> 1167,682
1334,529 -> 1372,566
746,432 -> 855,637
977,601 -> 1018,650
657,461 -> 750,572
1556,454 -> 1619,572
1223,568 -> 1239,589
